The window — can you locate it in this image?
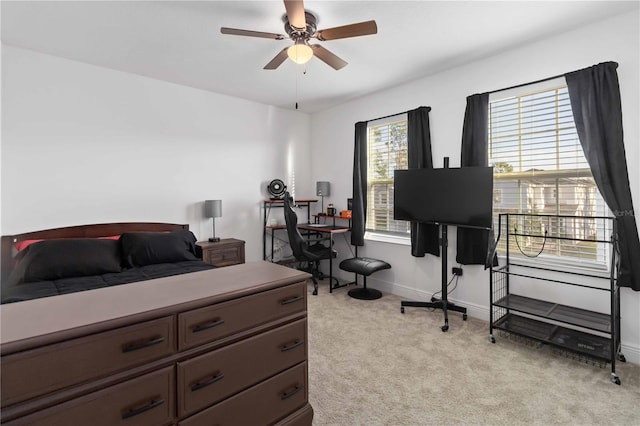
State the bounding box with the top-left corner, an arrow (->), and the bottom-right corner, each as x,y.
366,116 -> 410,235
489,84 -> 610,266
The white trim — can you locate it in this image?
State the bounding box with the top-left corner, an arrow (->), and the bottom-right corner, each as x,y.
365,231 -> 410,246
368,112 -> 408,126
489,76 -> 566,102
621,343 -> 640,366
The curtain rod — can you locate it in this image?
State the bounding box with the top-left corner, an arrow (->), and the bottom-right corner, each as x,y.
361,71 -> 568,121
485,72 -> 566,95
485,62 -> 617,95
363,106 -> 431,124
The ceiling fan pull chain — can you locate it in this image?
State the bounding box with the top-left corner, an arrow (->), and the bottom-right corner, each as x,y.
295,64 -> 299,109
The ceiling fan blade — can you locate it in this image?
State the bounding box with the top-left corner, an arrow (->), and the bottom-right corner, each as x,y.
264,47 -> 290,70
221,27 -> 285,40
315,20 -> 378,41
311,45 -> 348,70
284,0 -> 306,29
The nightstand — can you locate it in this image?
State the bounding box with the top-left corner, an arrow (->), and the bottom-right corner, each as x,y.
197,238 -> 246,267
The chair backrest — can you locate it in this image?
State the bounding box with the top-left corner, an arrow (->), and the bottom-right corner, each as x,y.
283,192 -> 307,259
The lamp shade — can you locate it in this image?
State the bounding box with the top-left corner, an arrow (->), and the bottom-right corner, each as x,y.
316,181 -> 330,197
287,40 -> 313,65
204,200 -> 222,218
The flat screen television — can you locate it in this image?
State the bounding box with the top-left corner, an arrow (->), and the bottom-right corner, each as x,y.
393,167 -> 493,230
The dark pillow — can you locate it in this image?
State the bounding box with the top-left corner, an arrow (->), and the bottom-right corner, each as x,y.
6,239 -> 122,286
120,230 -> 198,267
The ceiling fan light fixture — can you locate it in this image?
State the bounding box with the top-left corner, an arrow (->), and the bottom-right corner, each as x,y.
221,2 -> 376,71
287,39 -> 313,64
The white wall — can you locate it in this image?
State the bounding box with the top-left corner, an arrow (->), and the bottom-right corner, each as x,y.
311,10 -> 640,363
1,45 -> 313,262
2,9 -> 638,364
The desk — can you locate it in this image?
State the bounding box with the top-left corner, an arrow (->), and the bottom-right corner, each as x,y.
297,224 -> 350,293
263,199 -> 317,262
313,214 -> 352,228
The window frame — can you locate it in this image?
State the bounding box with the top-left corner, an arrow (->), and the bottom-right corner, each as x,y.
488,78 -> 610,271
365,114 -> 411,240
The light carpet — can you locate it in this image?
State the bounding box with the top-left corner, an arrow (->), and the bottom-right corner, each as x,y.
306,285 -> 640,426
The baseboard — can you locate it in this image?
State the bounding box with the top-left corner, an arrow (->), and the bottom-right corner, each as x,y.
371,278 -> 640,365
620,343 -> 640,365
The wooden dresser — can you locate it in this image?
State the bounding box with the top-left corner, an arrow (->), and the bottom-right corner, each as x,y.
0,261 -> 313,425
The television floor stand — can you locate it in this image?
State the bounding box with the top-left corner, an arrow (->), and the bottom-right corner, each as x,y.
400,223 -> 467,332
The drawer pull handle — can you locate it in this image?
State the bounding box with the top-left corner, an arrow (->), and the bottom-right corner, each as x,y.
191,372 -> 225,392
122,398 -> 164,420
281,385 -> 302,400
281,295 -> 304,305
192,318 -> 225,333
122,336 -> 165,353
281,339 -> 304,352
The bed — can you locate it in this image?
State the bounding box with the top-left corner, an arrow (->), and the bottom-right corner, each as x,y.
0,222 -> 215,304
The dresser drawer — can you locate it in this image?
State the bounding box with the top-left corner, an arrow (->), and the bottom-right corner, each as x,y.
178,281 -> 306,350
1,316 -> 175,407
178,362 -> 308,426
6,366 -> 175,426
177,318 -> 306,417
204,247 -> 241,266
204,247 -> 243,267
199,239 -> 245,267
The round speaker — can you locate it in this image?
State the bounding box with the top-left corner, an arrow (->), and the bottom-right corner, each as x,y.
267,179 -> 287,199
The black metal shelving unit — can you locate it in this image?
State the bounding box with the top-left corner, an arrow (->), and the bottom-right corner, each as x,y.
489,213 -> 625,385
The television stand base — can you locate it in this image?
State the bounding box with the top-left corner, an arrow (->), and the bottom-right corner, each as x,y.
401,298 -> 467,332
400,223 -> 469,331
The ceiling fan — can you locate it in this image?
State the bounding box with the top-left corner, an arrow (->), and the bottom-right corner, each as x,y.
220,0 -> 377,70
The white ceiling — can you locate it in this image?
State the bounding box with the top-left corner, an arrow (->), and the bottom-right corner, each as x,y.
2,1 -> 638,113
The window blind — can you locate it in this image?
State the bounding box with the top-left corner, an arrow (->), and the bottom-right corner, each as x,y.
367,118 -> 410,234
489,86 -> 610,265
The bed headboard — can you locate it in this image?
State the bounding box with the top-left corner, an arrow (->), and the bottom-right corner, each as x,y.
1,223 -> 189,282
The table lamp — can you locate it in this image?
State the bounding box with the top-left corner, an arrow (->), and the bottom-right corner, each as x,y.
204,200 -> 222,242
316,181 -> 330,214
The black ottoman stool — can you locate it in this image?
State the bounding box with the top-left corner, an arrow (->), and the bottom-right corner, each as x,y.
339,257 -> 391,300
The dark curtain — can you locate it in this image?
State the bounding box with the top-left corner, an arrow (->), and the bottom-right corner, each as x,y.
455,93 -> 495,266
351,121 -> 368,246
407,106 -> 440,256
565,62 -> 640,291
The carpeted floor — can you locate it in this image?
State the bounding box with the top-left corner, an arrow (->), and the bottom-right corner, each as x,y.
306,284 -> 640,426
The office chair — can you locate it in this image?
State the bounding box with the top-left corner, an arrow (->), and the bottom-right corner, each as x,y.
283,191 -> 336,295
